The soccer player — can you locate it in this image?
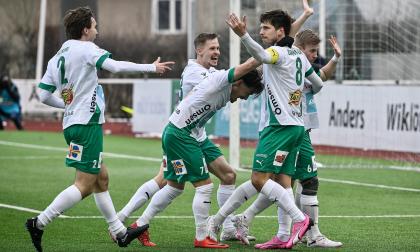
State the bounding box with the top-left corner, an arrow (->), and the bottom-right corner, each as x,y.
207,11 -> 324,249
25,6 -> 174,252
131,60 -> 264,249
241,30 -> 343,248
116,33 -> 252,245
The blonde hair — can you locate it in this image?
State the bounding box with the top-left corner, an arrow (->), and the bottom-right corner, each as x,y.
294,29 -> 320,48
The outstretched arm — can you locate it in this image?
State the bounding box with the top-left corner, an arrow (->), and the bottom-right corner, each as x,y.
102,57 -> 175,74
319,36 -> 342,81
233,57 -> 261,81
226,13 -> 273,64
289,0 -> 314,37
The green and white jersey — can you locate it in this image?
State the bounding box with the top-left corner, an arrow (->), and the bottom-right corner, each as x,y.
179,59 -> 218,100
38,40 -> 111,129
170,68 -> 235,142
302,68 -> 321,130
179,59 -> 219,141
259,45 -> 314,131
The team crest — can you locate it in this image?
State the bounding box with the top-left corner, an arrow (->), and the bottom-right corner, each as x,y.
162,155 -> 168,171
273,150 -> 289,166
67,142 -> 83,161
61,84 -> 74,105
171,159 -> 187,175
288,90 -> 302,105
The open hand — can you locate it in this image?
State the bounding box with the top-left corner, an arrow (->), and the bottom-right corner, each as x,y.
225,13 -> 247,37
153,57 -> 175,74
328,35 -> 342,58
303,0 -> 314,17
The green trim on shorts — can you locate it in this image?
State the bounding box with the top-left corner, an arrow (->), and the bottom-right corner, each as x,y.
64,124 -> 103,174
252,125 -> 304,175
38,82 -> 57,93
293,130 -> 318,180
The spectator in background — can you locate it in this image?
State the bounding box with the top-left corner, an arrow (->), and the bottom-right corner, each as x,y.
0,74 -> 23,130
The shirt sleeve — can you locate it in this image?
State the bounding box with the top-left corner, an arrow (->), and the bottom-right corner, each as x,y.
38,61 -> 57,93
85,42 -> 112,69
208,68 -> 235,92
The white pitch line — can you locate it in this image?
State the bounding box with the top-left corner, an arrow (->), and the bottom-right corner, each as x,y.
319,178 -> 420,192
0,156 -> 61,160
1,140 -> 419,192
2,203 -> 420,219
0,140 -> 161,162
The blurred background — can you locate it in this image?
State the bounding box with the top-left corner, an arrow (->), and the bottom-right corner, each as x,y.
0,0 -> 419,169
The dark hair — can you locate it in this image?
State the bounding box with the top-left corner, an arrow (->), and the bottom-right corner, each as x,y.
260,10 -> 292,36
194,33 -> 218,49
241,70 -> 264,97
63,6 -> 94,40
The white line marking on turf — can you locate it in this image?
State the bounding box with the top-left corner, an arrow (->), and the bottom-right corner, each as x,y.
1,140 -> 419,192
2,203 -> 420,219
0,203 -> 70,217
319,178 -> 420,192
0,140 -> 161,162
237,167 -> 420,192
0,156 -> 61,160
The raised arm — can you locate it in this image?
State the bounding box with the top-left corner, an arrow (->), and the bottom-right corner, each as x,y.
226,13 -> 274,64
289,0 -> 314,37
319,36 -> 342,81
102,57 -> 175,74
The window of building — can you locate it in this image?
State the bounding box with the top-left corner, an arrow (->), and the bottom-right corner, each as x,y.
152,0 -> 186,34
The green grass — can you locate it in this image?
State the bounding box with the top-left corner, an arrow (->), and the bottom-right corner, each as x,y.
1,131 -> 420,251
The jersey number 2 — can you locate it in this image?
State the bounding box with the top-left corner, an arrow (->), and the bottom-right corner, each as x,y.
57,56 -> 68,85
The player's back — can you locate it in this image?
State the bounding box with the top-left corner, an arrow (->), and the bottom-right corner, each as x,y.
260,45 -> 313,129
43,40 -> 108,128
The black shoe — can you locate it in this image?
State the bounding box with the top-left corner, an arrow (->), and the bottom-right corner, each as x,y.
116,224 -> 149,247
25,217 -> 44,252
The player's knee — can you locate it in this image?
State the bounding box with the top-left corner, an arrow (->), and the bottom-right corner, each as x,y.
220,170 -> 236,185
301,176 -> 319,196
96,172 -> 109,191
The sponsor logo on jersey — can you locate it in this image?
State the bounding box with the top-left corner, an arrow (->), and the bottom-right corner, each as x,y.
162,155 -> 168,171
90,88 -> 97,113
184,104 -> 211,125
67,142 -> 83,161
273,150 -> 289,166
61,85 -> 74,105
171,159 -> 187,175
267,85 -> 282,115
288,89 -> 302,106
